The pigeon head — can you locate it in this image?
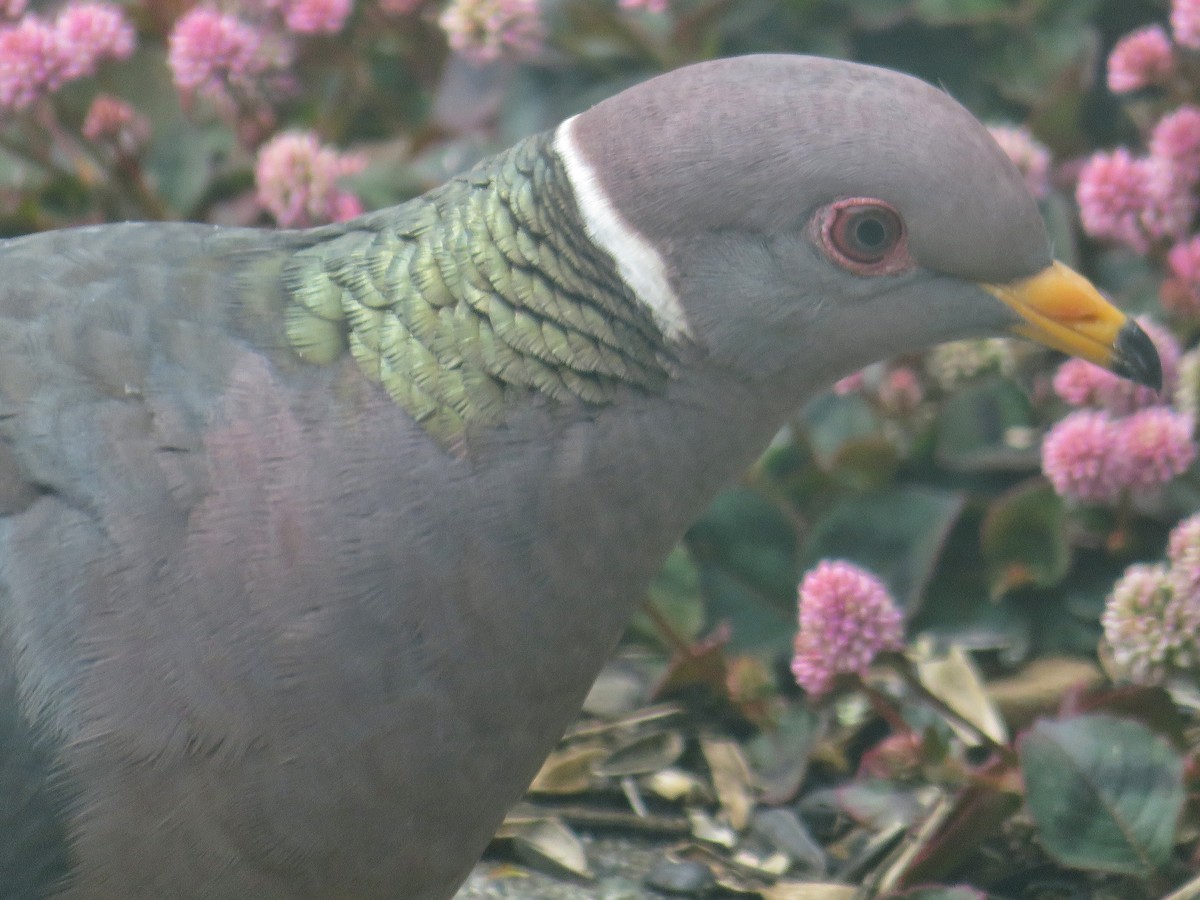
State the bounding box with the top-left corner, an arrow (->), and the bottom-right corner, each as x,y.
560,54 -> 1160,390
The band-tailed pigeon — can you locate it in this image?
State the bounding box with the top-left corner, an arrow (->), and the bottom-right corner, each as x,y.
0,55 -> 1159,899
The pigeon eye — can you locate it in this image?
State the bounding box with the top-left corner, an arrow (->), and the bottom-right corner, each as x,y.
829,203 -> 902,264
819,199 -> 909,274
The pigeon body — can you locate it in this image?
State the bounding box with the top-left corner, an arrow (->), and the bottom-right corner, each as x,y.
0,56 -> 1158,898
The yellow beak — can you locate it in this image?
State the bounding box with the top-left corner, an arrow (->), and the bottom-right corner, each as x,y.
982,260 -> 1162,390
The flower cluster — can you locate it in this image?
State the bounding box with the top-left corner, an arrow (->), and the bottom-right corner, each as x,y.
832,369 -> 865,396
1171,514 -> 1200,599
1076,149 -> 1159,251
0,2 -> 134,110
830,363 -> 924,417
167,8 -> 279,107
439,0 -> 544,64
1179,348 -> 1200,418
925,338 -> 1017,389
1175,0 -> 1200,49
791,560 -> 904,697
274,0 -> 354,34
1103,514 -> 1200,684
877,367 -> 922,417
254,130 -> 365,227
1081,5 -> 1200,310
1106,25 -> 1175,94
1042,410 -> 1130,503
1166,233 -> 1200,319
166,0 -> 357,111
988,124 -> 1052,200
1042,318 -> 1195,503
0,0 -> 563,238
82,94 -> 151,155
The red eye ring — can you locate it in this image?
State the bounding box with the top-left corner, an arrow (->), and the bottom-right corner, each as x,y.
819,199 -> 909,275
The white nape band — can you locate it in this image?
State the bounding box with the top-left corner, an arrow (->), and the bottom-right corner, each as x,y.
554,116 -> 691,342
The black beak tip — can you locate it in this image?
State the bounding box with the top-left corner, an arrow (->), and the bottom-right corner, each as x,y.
1112,319 -> 1163,392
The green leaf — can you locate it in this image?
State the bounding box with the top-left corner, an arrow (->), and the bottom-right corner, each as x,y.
631,544 -> 705,647
799,485 -> 965,614
913,0 -> 1010,25
689,490 -> 798,597
910,507 -> 1029,653
889,888 -> 986,900
985,25 -> 1090,106
830,434 -> 900,491
745,704 -> 822,804
694,568 -> 795,653
934,377 -> 1038,473
1061,686 -> 1189,752
841,0 -> 913,31
757,434 -> 825,510
1018,715 -> 1185,876
981,479 -> 1070,595
1093,249 -> 1165,317
802,392 -> 881,471
687,489 -> 798,652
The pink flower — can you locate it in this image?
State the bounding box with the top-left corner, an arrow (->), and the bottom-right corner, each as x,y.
0,17 -> 66,109
254,130 -> 365,227
1104,516 -> 1200,684
1170,514 -> 1200,570
438,0 -> 543,64
619,0 -> 668,12
54,3 -> 134,81
1053,357 -> 1114,408
1174,0 -> 1200,49
833,370 -> 864,395
1169,514 -> 1200,602
0,4 -> 134,110
791,560 -> 904,697
860,730 -> 926,781
1076,148 -> 1151,251
1042,409 -> 1131,503
1151,106 -> 1200,190
1116,407 -> 1196,493
1169,234 -> 1200,285
1166,236 -> 1200,317
1143,157 -> 1198,240
1178,348 -> 1200,417
1102,563 -> 1187,684
878,366 -> 922,416
1107,25 -> 1175,94
329,190 -> 363,222
82,94 -> 150,153
282,0 -> 353,34
168,8 -> 272,101
988,124 -> 1051,200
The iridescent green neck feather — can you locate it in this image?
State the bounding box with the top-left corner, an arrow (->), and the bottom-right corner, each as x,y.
280,132 -> 673,447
